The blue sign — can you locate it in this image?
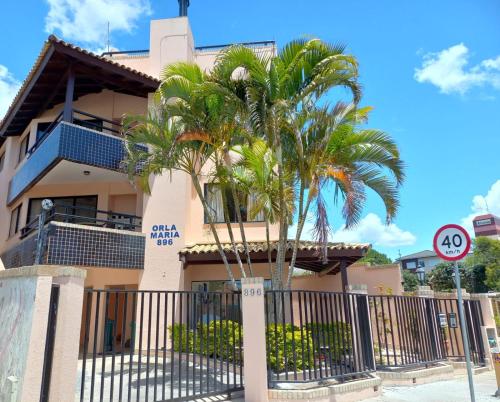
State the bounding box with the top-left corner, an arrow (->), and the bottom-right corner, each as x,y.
150,224 -> 180,246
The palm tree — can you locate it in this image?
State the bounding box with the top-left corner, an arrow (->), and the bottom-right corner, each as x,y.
124,38 -> 404,291
123,85 -> 242,290
210,39 -> 364,288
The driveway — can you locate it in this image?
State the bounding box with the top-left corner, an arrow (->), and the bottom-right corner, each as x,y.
362,371 -> 498,402
75,354 -> 242,402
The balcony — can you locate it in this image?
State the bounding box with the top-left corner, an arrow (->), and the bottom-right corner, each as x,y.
2,206 -> 145,270
8,110 -> 131,204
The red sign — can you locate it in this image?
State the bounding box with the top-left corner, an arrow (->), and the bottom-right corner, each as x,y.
433,224 -> 471,261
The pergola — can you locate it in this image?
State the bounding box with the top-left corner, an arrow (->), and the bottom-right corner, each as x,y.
179,240 -> 370,291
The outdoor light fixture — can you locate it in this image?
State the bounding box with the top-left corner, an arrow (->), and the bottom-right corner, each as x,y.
35,199 -> 54,264
41,198 -> 54,211
416,267 -> 425,285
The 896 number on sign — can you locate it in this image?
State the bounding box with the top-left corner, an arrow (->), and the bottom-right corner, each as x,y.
243,288 -> 262,297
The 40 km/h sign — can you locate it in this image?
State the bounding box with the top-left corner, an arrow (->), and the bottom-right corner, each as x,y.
433,224 -> 471,261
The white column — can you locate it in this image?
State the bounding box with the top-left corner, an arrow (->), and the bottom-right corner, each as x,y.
241,277 -> 269,402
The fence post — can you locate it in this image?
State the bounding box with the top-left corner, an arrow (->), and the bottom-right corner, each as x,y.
241,277 -> 269,402
347,284 -> 375,371
471,293 -> 496,369
416,286 -> 434,298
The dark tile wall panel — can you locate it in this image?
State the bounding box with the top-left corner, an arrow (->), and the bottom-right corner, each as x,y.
1,234 -> 38,269
58,123 -> 127,170
8,127 -> 62,203
8,122 -> 128,204
1,223 -> 145,270
46,223 -> 145,269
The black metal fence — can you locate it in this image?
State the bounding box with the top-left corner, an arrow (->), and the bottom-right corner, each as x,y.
264,290 -> 375,386
79,289 -> 243,402
435,298 -> 485,366
368,295 -> 486,370
368,295 -> 445,369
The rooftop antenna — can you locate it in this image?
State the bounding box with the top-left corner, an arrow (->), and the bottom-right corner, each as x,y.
178,0 -> 190,17
107,21 -> 110,53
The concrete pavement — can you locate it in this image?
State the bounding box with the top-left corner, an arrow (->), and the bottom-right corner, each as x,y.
362,371 -> 499,402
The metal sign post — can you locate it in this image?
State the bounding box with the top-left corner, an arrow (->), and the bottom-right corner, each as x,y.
433,224 -> 475,402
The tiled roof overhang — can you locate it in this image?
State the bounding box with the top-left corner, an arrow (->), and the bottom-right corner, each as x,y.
0,35 -> 160,142
179,240 -> 371,274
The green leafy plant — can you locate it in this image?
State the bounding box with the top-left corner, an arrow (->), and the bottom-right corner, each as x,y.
169,320 -> 243,362
266,324 -> 314,372
305,322 -> 352,361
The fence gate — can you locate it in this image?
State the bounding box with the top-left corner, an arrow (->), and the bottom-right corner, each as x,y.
264,290 -> 376,386
369,295 -> 445,370
79,290 -> 243,402
435,298 -> 485,366
369,295 -> 486,371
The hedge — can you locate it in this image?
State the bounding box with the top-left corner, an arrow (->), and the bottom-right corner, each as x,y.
169,320 -> 242,363
169,320 -> 352,373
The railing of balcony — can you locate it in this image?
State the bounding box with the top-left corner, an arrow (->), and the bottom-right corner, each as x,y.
27,109 -> 123,157
100,40 -> 277,58
21,204 -> 142,238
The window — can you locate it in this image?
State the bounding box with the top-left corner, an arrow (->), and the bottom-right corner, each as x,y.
36,122 -> 52,141
0,152 -> 4,173
18,135 -> 29,163
74,118 -> 103,132
204,184 -> 265,224
9,205 -> 21,237
27,196 -> 98,225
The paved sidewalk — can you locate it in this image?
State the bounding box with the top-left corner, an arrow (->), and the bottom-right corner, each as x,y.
362,371 -> 498,402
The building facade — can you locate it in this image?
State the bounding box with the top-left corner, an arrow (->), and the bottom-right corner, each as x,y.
473,213 -> 500,240
0,15 -> 372,298
398,250 -> 442,274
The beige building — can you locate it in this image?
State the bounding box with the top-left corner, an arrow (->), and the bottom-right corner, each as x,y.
0,15 -> 402,352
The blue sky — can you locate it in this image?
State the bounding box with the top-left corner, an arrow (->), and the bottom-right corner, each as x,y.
1,0 -> 499,259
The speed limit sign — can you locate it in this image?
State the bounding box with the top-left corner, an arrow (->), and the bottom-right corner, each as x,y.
433,224 -> 471,261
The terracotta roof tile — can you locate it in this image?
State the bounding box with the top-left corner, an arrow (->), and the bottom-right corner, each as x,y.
179,240 -> 370,255
0,35 -> 159,136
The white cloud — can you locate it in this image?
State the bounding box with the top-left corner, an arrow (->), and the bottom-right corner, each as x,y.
414,43 -> 500,95
289,212 -> 416,248
45,0 -> 151,46
331,213 -> 417,247
461,180 -> 500,234
0,65 -> 21,120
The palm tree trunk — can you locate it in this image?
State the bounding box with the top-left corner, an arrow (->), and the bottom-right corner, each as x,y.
286,191 -> 314,288
224,153 -> 254,277
221,186 -> 247,278
191,173 -> 238,290
265,219 -> 273,280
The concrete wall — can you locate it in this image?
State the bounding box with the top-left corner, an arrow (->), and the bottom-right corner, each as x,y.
291,263 -> 403,295
0,266 -> 86,402
0,275 -> 39,401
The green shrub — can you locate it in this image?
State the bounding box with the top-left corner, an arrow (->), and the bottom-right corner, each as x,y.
169,320 -> 243,362
266,323 -> 314,372
196,320 -> 243,362
170,320 -> 351,373
305,322 -> 352,361
169,323 -> 194,353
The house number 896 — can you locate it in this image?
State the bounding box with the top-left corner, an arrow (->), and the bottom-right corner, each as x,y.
243,288 -> 262,296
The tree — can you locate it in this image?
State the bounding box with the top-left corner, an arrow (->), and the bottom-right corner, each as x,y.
402,270 -> 419,292
360,249 -> 392,265
428,262 -> 467,292
466,237 -> 500,291
124,39 -> 405,290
